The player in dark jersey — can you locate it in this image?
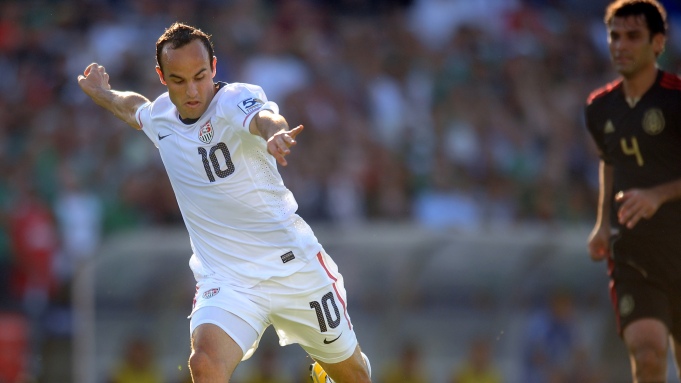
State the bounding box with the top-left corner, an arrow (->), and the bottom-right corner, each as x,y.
585,1 -> 681,382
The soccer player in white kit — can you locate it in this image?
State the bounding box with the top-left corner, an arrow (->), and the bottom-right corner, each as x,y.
77,22 -> 371,383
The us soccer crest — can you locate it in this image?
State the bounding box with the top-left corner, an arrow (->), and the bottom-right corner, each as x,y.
198,120 -> 214,144
202,288 -> 220,299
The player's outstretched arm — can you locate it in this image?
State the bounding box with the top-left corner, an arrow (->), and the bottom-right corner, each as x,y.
77,63 -> 150,130
250,109 -> 304,167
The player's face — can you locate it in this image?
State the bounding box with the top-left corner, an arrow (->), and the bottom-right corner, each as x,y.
156,39 -> 217,120
607,15 -> 665,78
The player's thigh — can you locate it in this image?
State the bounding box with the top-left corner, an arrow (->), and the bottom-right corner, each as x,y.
190,306 -> 261,358
623,318 -> 669,355
315,345 -> 370,383
190,281 -> 270,361
190,323 -> 243,377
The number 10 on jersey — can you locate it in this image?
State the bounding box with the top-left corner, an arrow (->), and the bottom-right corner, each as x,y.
198,142 -> 235,182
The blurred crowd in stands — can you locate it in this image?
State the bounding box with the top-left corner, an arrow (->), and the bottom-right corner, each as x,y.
1,0 -> 681,381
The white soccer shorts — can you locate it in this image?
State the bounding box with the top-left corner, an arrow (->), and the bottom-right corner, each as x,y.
189,249 -> 358,363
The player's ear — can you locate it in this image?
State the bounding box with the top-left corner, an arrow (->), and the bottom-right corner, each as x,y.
156,66 -> 167,85
653,33 -> 666,57
211,56 -> 217,78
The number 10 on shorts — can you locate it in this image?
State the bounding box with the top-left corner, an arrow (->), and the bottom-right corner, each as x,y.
310,292 -> 341,332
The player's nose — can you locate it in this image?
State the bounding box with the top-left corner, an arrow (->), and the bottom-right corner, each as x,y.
187,81 -> 199,97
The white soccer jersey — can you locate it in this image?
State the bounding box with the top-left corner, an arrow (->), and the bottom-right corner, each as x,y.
136,83 -> 321,287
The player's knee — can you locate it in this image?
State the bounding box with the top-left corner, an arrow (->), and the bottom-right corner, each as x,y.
357,356 -> 372,383
347,351 -> 371,383
332,371 -> 371,383
631,344 -> 667,377
356,371 -> 372,383
339,365 -> 372,383
188,351 -> 210,378
189,350 -> 229,382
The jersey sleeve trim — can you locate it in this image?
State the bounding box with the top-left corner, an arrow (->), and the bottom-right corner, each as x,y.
135,101 -> 160,148
242,101 -> 280,128
135,101 -> 152,129
260,101 -> 279,115
660,71 -> 681,90
586,79 -> 622,105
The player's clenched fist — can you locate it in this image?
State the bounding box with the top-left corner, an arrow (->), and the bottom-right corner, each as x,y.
77,63 -> 111,98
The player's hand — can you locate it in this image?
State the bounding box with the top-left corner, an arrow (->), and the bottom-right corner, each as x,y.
615,189 -> 660,229
77,63 -> 111,98
587,224 -> 610,262
267,125 -> 304,166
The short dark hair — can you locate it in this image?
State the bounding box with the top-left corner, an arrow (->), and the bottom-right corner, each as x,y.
156,22 -> 215,73
605,0 -> 667,37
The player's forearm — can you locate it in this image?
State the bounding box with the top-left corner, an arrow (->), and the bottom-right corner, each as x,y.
251,110 -> 289,140
89,89 -> 149,130
649,178 -> 681,206
596,162 -> 613,228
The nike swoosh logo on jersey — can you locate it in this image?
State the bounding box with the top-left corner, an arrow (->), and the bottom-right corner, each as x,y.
323,333 -> 342,344
158,133 -> 172,141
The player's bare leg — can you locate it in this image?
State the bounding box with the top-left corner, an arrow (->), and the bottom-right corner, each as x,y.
623,318 -> 669,382
189,323 -> 242,382
310,345 -> 371,383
